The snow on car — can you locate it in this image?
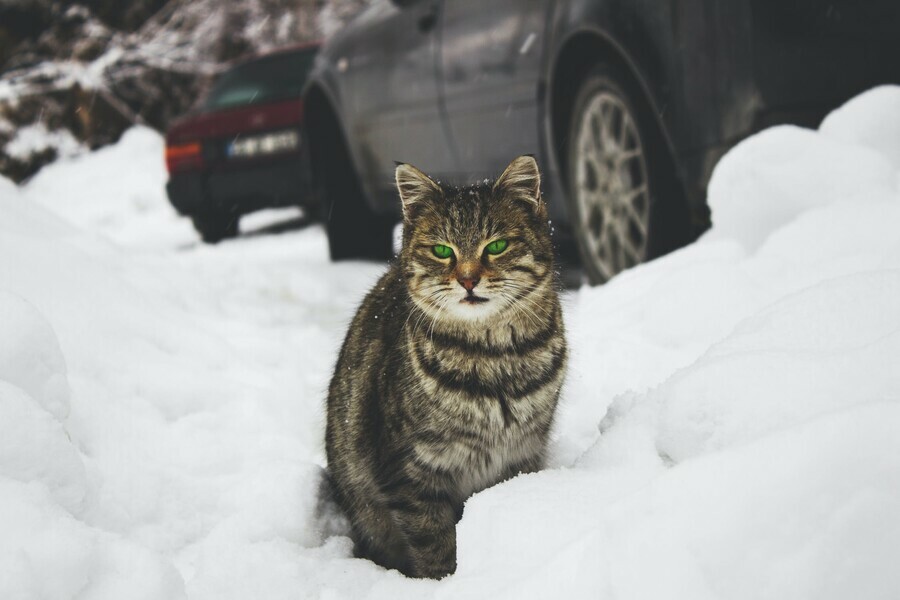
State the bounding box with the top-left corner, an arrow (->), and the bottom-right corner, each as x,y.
1,87 -> 899,599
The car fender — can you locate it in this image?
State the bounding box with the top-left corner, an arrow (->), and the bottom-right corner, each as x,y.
303,53 -> 382,214
545,0 -> 680,180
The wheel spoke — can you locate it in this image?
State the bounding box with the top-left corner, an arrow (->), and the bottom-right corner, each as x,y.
622,201 -> 647,237
622,184 -> 648,202
618,221 -> 642,265
614,148 -> 642,164
578,139 -> 592,163
603,215 -> 624,266
601,221 -> 619,275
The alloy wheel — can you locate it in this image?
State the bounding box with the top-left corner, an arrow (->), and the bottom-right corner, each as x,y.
572,91 -> 650,281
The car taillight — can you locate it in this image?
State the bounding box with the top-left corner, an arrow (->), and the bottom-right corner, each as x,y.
165,142 -> 203,174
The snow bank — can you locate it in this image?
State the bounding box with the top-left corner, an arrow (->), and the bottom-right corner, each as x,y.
820,85 -> 900,170
1,87 -> 899,598
0,292 -> 71,420
21,126 -> 196,249
459,87 -> 900,598
1,148 -> 383,598
504,87 -> 900,599
705,125 -> 897,251
0,292 -> 84,519
0,249 -> 185,598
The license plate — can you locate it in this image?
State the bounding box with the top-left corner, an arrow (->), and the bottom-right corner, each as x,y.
227,130 -> 299,159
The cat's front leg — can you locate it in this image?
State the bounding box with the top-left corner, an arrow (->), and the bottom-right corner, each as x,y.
389,488 -> 458,579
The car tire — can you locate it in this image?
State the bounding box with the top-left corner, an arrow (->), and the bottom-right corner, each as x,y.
318,140 -> 394,262
323,185 -> 394,261
192,212 -> 239,244
565,63 -> 689,284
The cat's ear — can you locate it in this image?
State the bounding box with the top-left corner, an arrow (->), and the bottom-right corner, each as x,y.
493,155 -> 543,209
395,162 -> 441,220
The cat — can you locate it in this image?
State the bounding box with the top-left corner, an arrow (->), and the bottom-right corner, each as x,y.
325,155 -> 567,579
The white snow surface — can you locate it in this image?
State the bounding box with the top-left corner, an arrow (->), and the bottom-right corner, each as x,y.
3,123 -> 86,162
2,87 -> 900,598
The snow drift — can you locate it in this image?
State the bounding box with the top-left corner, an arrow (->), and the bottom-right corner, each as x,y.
1,86 -> 899,598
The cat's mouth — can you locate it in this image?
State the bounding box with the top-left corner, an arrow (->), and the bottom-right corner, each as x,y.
461,295 -> 489,304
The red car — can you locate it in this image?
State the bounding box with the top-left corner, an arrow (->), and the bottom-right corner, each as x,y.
165,43 -> 320,242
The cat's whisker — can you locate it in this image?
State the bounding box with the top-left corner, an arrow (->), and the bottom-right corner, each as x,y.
518,302 -> 551,329
521,296 -> 556,319
407,288 -> 450,334
427,293 -> 454,351
502,289 -> 546,330
412,304 -> 432,337
519,293 -> 556,320
510,297 -> 543,331
499,283 -> 556,319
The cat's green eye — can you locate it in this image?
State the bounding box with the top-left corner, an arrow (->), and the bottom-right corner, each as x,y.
432,244 -> 454,259
485,239 -> 509,255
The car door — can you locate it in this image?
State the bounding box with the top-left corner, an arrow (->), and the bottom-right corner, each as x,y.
438,0 -> 550,179
748,0 -> 900,127
339,0 -> 450,204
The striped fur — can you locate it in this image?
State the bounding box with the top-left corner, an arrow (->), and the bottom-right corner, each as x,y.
325,156 -> 567,579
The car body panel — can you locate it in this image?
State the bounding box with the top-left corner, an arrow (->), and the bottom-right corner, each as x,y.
439,0 -> 549,178
166,99 -> 304,149
328,1 -> 447,207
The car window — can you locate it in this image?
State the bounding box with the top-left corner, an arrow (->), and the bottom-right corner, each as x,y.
203,49 -> 317,110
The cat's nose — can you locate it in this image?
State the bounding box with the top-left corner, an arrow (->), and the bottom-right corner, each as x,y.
457,275 -> 480,292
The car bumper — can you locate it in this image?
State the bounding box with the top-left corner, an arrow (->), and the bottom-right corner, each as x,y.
166,155 -> 314,216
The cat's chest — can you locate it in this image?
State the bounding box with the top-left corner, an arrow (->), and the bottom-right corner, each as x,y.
414,425 -> 537,499
454,435 -> 532,498
409,338 -> 561,427
411,360 -> 557,484
402,325 -> 564,493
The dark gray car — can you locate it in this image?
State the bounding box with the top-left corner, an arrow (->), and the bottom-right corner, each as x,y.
304,0 -> 900,283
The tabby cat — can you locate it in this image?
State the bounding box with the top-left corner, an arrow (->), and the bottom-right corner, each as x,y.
325,155 -> 567,579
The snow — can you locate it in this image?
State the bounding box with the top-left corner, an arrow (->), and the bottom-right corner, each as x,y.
3,123 -> 86,162
2,87 -> 900,598
820,85 -> 900,170
20,126 -> 195,250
